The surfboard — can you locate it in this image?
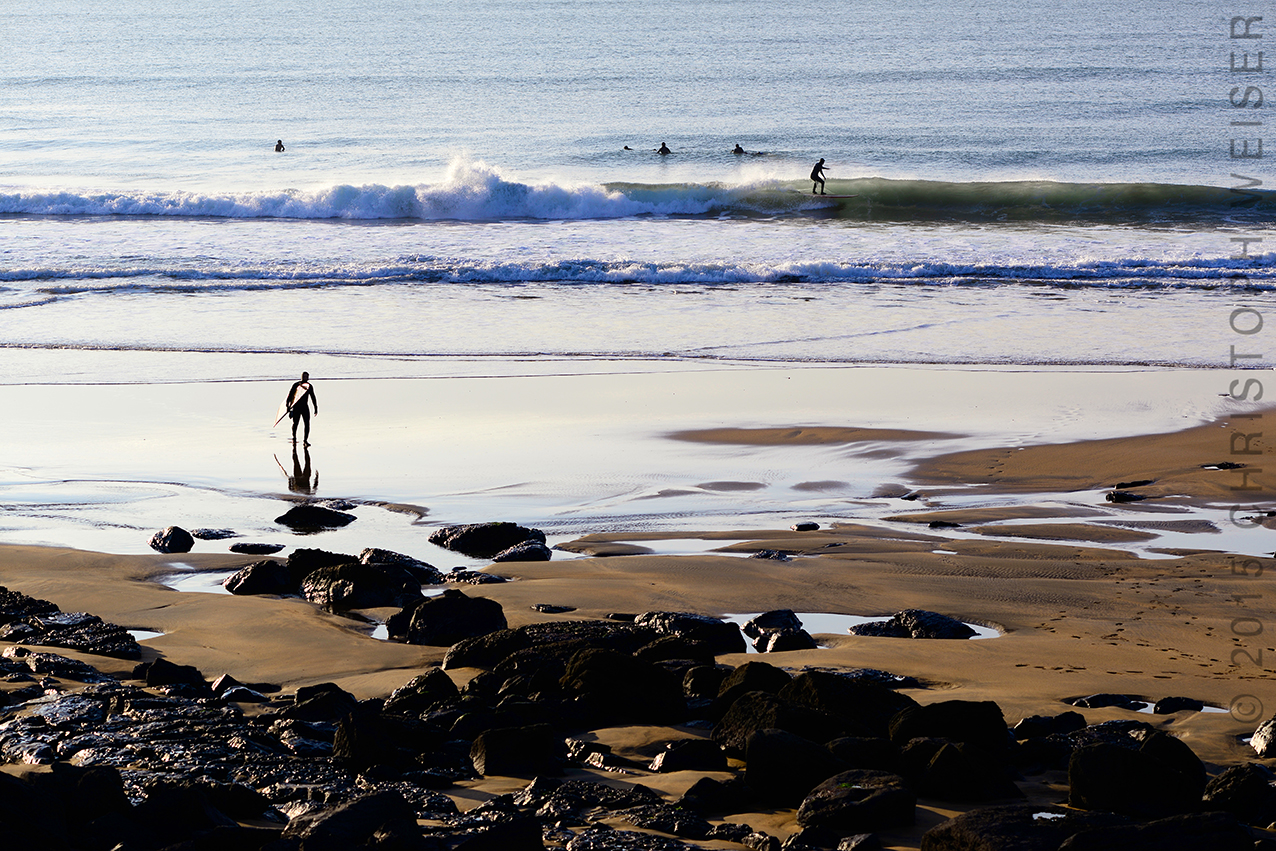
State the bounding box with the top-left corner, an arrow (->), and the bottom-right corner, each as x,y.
273,381 -> 311,427
805,193 -> 859,199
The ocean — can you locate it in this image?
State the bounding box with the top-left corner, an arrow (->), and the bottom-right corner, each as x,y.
0,0 -> 1273,557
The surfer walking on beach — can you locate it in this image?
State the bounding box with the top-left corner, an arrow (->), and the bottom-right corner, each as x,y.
810,158 -> 828,195
283,372 -> 318,446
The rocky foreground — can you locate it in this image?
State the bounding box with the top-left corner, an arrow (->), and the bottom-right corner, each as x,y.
0,575 -> 1273,851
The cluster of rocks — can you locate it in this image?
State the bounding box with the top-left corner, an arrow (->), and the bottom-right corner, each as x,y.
0,586 -> 140,660
0,598 -> 1270,851
741,610 -> 818,652
147,500 -> 361,554
224,548 -> 445,610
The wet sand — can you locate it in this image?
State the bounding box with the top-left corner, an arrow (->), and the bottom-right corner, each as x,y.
0,367 -> 1272,848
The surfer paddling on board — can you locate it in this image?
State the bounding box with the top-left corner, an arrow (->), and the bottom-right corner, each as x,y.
283,372 -> 318,445
810,158 -> 828,195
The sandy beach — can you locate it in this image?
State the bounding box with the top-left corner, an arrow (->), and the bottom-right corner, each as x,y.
0,365 -> 1272,848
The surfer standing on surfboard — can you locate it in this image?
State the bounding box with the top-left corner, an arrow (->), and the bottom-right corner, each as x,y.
284,372 -> 318,446
810,158 -> 828,195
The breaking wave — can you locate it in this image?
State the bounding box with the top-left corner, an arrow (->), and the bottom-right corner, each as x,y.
2,160 -> 1272,225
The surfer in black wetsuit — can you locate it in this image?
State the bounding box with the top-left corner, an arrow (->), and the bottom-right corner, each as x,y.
656,142 -> 672,155
285,371 -> 318,445
733,144 -> 745,155
810,158 -> 828,195
275,140 -> 285,152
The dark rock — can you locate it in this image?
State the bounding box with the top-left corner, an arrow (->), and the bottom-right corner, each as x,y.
449,815 -> 544,850
620,802 -> 713,839
1058,811 -> 1255,851
0,585 -> 60,621
758,629 -> 819,652
792,522 -> 820,531
634,611 -> 746,655
559,648 -> 686,726
1153,696 -> 1205,714
889,700 -> 1010,756
781,671 -> 921,739
191,528 -> 238,540
284,682 -> 359,723
1252,716 -> 1276,757
676,775 -> 755,814
514,776 -> 662,823
1202,762 -> 1276,826
837,836 -> 882,851
783,826 -> 842,850
745,727 -> 848,806
825,737 -> 901,772
334,702 -> 448,774
443,619 -> 657,670
649,738 -> 727,772
286,548 -> 360,587
223,559 -> 291,595
1068,730 -> 1206,819
361,548 -> 445,585
491,540 -> 553,562
751,550 -> 791,561
635,635 -> 718,665
743,610 -> 804,639
448,569 -> 508,585
850,610 -> 976,640
1068,693 -> 1146,711
1105,490 -> 1145,503
796,769 -> 916,833
1012,710 -> 1086,740
392,590 -> 507,646
275,503 -> 357,531
713,659 -> 793,717
383,668 -> 460,715
566,824 -> 700,850
149,526 -> 195,553
714,690 -> 847,755
134,657 -> 211,694
428,522 -> 546,559
229,542 -> 285,555
7,609 -> 142,660
281,789 -> 420,851
123,779 -> 241,848
743,833 -> 783,851
904,740 -> 1023,802
532,604 -> 575,614
683,664 -> 729,699
300,562 -> 424,610
921,804 -> 1129,851
707,823 -> 757,843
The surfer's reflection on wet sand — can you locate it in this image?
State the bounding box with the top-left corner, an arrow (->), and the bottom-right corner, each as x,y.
275,446 -> 318,494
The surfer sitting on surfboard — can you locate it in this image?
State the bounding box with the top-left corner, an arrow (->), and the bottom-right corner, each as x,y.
810,158 -> 828,195
283,372 -> 318,446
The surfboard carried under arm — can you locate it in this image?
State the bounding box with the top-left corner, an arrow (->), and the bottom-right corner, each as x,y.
273,382 -> 311,427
